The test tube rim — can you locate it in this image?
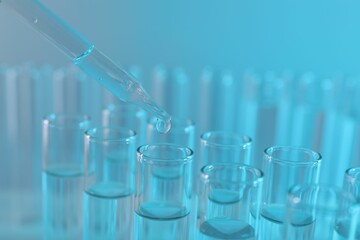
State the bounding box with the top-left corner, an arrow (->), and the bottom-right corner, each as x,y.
200,131 -> 252,150
200,163 -> 264,186
345,167 -> 360,183
43,113 -> 90,130
264,145 -> 322,166
137,143 -> 193,164
84,126 -> 136,143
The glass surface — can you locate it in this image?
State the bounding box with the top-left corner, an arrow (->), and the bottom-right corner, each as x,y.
198,163 -> 263,240
83,127 -> 137,240
284,184 -> 360,240
135,144 -> 193,240
259,146 -> 322,240
42,113 -> 90,240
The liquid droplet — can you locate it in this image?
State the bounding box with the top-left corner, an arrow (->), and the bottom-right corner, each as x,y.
156,118 -> 171,134
33,18 -> 38,24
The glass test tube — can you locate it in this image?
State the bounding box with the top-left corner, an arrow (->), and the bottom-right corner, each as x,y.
146,117 -> 196,150
344,167 -> 360,202
284,184 -> 360,240
83,127 -> 136,240
198,163 -> 264,240
214,71 -> 237,132
197,68 -> 214,135
146,117 -> 196,238
134,144 -> 193,240
259,146 -> 322,240
42,113 -> 90,240
199,131 -> 252,171
170,68 -> 190,119
102,103 -> 147,147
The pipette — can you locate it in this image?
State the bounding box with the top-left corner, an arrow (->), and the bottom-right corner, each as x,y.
1,0 -> 171,133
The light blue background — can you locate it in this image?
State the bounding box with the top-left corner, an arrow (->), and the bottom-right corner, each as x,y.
1,0 -> 360,75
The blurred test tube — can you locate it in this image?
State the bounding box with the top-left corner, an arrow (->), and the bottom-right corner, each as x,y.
214,70 -> 237,132
170,68 -> 190,119
275,71 -> 294,145
0,66 -> 5,188
256,72 -> 284,169
4,68 -> 20,194
328,79 -> 360,187
102,103 -> 147,147
284,184 -> 360,240
197,67 -> 214,135
150,65 -> 168,112
343,167 -> 360,203
290,72 -> 321,148
237,71 -> 260,166
42,114 -> 90,240
199,131 -> 253,168
319,77 -> 342,185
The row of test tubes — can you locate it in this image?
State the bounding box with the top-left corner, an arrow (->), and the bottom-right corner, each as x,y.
0,64 -> 360,239
42,110 -> 360,239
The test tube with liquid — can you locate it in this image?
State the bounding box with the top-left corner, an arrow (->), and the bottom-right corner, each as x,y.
135,144 -> 193,240
84,127 -> 137,240
285,184 -> 360,240
42,114 -> 90,240
259,146 -> 322,240
1,0 -> 171,133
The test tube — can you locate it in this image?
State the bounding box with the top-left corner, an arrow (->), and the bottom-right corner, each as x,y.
259,146 -> 322,240
1,67 -> 20,238
275,71 -> 294,145
150,65 -> 168,112
102,103 -> 147,146
318,77 -> 341,185
214,71 -> 237,132
344,167 -> 360,202
16,65 -> 44,238
170,68 -> 190,119
0,67 -> 5,189
199,131 -> 252,170
284,184 -> 360,240
134,144 -> 193,240
237,71 -> 260,167
290,73 -> 319,147
146,117 -> 196,150
198,163 -> 264,239
255,72 -> 283,169
83,127 -> 137,240
322,79 -> 360,187
197,68 -> 214,134
2,0 -> 171,132
42,113 -> 90,240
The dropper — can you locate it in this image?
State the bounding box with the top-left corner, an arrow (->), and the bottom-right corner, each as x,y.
1,0 -> 171,133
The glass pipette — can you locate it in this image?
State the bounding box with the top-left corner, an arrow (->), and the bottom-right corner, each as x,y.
1,0 -> 171,133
